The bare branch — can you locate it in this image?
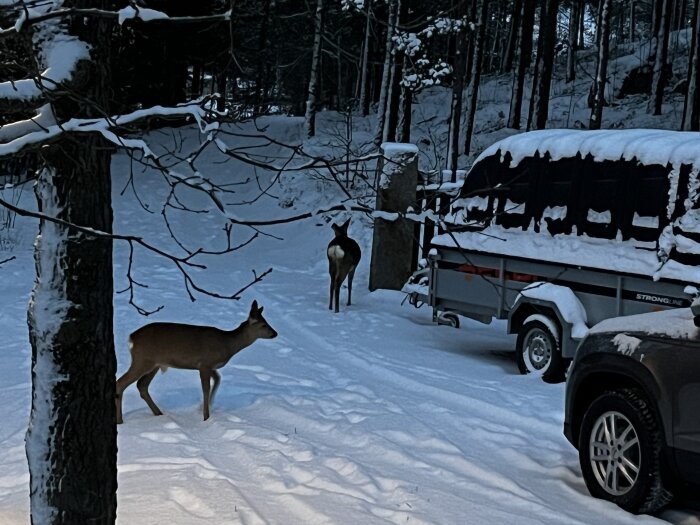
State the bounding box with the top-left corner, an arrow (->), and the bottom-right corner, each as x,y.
225,203 -> 374,226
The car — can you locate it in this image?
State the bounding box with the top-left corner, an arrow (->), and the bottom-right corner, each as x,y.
564,302 -> 700,514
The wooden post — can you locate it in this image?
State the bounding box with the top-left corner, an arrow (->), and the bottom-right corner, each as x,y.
369,142 -> 418,291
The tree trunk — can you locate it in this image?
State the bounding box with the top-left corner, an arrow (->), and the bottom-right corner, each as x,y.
653,0 -> 663,39
630,0 -> 636,41
464,0 -> 490,155
305,0 -> 324,137
254,0 -> 272,115
191,63 -> 202,98
487,1 -> 505,72
25,5 -> 117,522
374,0 -> 399,146
385,0 -> 408,143
465,0 -> 479,86
680,0 -> 688,29
618,0 -> 626,44
397,78 -> 413,143
590,0 -> 613,129
682,0 -> 700,129
358,0 -> 373,116
502,0 -> 522,73
216,69 -> 227,112
567,0 -> 582,82
508,0 -> 536,129
648,0 -> 672,115
531,0 -> 560,130
28,137 -> 116,525
447,4 -> 469,175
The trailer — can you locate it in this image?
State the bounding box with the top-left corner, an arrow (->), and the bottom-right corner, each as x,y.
407,129 -> 700,382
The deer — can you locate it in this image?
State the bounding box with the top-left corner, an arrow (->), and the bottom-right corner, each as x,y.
116,300 -> 277,423
327,218 -> 361,313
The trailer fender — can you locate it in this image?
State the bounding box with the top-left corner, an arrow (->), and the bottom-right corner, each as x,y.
508,283 -> 589,358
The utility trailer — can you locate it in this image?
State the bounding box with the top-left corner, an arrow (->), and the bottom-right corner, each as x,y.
407,129 -> 700,382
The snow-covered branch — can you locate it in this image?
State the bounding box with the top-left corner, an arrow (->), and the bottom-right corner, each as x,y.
0,29 -> 90,105
0,5 -> 231,36
0,96 -> 219,156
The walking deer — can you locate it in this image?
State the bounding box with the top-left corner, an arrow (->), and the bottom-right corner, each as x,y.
327,218 -> 361,313
116,301 -> 277,423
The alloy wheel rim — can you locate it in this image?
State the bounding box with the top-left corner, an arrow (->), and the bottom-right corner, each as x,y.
589,410 -> 641,496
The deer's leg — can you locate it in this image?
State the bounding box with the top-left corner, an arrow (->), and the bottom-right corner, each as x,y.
210,370 -> 221,405
199,369 -> 212,421
347,266 -> 356,306
136,367 -> 163,416
329,265 -> 336,310
116,362 -> 150,424
334,275 -> 342,313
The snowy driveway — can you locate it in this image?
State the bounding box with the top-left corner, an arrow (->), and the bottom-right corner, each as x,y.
1,130 -> 699,523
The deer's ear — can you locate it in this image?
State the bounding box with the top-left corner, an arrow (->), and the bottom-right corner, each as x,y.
341,218 -> 351,232
258,306 -> 264,315
331,223 -> 341,235
250,300 -> 259,317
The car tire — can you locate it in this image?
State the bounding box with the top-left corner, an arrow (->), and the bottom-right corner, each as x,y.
516,320 -> 566,383
578,389 -> 673,514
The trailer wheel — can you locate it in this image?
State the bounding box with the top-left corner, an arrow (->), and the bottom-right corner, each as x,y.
516,320 -> 566,383
437,312 -> 460,328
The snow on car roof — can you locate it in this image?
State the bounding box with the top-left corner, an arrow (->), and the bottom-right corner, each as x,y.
475,129 -> 700,169
589,306 -> 700,340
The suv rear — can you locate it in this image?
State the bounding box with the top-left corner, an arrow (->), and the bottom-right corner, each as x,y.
564,305 -> 700,514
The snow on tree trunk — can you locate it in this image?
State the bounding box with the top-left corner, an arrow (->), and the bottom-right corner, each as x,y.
682,0 -> 700,130
27,137 -> 116,525
464,0 -> 489,156
24,5 -> 117,523
305,0 -> 324,137
648,0 -> 672,115
374,0 -> 398,147
508,0 -> 535,129
590,0 -> 612,129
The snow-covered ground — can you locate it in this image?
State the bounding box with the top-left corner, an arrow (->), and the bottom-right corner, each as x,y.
1,112 -> 698,524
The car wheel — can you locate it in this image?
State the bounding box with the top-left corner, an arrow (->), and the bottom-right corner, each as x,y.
516,320 -> 566,383
578,389 -> 672,514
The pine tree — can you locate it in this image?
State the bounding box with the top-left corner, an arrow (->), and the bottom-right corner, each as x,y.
590,0 -> 613,129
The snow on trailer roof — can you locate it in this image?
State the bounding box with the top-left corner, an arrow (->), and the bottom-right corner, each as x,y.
432,129 -> 700,285
475,129 -> 700,169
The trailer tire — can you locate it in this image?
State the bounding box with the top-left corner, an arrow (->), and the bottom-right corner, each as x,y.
516,320 -> 566,383
437,312 -> 460,328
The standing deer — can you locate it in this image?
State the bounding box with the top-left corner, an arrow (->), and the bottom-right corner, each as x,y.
327,218 -> 361,313
116,300 -> 277,423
